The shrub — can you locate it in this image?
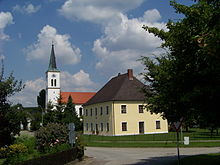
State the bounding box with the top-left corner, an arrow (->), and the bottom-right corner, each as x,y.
75,134 -> 84,160
0,147 -> 7,158
0,143 -> 28,164
6,144 -> 28,158
35,123 -> 68,153
44,143 -> 71,154
15,135 -> 36,154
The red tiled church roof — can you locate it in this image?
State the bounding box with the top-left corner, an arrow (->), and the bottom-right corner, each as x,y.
60,92 -> 96,104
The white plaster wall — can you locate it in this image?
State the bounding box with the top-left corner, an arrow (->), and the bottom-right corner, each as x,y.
75,104 -> 83,117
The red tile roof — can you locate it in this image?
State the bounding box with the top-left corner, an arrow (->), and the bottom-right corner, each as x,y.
60,92 -> 96,105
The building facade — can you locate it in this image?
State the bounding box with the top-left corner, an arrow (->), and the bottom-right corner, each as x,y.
83,69 -> 168,136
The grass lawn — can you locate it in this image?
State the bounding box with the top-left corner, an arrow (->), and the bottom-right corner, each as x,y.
83,128 -> 220,147
172,153 -> 220,165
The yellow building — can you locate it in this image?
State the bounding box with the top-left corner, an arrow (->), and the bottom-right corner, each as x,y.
83,69 -> 168,136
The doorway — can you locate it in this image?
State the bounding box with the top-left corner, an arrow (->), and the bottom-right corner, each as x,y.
139,122 -> 144,134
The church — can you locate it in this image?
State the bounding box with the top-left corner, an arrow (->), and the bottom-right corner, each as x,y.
45,44 -> 96,116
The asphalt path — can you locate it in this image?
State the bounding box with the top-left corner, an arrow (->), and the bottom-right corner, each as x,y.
71,147 -> 220,165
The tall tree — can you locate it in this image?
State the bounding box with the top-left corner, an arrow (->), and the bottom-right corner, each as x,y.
62,96 -> 82,131
37,89 -> 46,109
0,62 -> 24,146
141,0 -> 220,126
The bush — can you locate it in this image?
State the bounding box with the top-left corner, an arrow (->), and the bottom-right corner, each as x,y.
0,144 -> 28,158
0,147 -> 7,158
75,134 -> 84,160
0,143 -> 28,164
44,143 -> 71,154
15,135 -> 36,154
35,123 -> 68,153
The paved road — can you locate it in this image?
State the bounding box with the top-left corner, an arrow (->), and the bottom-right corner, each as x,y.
72,147 -> 220,165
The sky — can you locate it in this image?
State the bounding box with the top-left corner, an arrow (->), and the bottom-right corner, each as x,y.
0,0 -> 193,107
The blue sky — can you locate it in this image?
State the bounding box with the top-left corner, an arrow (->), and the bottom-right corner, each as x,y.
0,0 -> 193,107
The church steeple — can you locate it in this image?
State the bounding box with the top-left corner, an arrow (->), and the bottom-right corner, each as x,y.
48,44 -> 59,71
46,44 -> 60,107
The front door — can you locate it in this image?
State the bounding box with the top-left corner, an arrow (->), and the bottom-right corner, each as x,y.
139,122 -> 144,134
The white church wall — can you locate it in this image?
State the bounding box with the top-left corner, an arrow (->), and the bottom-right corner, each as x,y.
75,104 -> 83,117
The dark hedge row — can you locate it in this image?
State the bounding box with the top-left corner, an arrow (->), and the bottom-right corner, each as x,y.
18,147 -> 79,165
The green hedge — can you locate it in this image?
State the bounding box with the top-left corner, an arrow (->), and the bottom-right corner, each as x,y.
18,147 -> 78,165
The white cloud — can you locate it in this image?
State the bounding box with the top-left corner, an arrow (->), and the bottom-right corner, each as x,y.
92,10 -> 166,76
25,25 -> 82,65
59,0 -> 166,77
13,4 -> 41,14
9,78 -> 46,107
61,70 -> 98,92
141,9 -> 162,23
0,12 -> 14,40
59,0 -> 144,23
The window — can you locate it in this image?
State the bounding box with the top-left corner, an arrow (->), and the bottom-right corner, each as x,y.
96,124 -> 99,132
107,123 -> 109,132
91,123 -> 93,131
101,123 -> 103,131
121,105 -> 127,114
106,106 -> 109,115
95,108 -> 97,116
85,109 -> 88,116
122,122 -> 127,131
139,105 -> 144,113
86,123 -> 88,131
100,107 -> 103,115
156,121 -> 161,129
79,108 -> 83,116
139,122 -> 144,134
51,79 -> 53,86
90,108 -> 93,116
54,79 -> 57,87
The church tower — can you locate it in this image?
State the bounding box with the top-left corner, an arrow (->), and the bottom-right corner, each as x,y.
46,44 -> 60,106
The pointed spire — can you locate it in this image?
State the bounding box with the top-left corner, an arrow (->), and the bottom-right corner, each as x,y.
48,43 -> 59,71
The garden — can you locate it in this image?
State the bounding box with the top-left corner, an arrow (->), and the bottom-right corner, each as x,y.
0,123 -> 84,165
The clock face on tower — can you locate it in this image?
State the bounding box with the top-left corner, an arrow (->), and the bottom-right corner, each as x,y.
52,74 -> 56,78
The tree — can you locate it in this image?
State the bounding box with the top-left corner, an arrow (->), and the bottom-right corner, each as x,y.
141,0 -> 220,127
0,62 -> 24,146
62,96 -> 82,131
43,100 -> 65,126
37,89 -> 46,109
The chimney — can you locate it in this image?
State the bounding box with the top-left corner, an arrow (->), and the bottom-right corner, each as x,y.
127,69 -> 133,80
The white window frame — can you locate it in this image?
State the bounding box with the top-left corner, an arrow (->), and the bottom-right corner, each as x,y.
121,105 -> 127,114
156,120 -> 161,129
138,105 -> 144,113
122,122 -> 127,131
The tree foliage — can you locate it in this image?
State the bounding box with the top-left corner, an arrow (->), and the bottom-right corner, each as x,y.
37,89 -> 46,109
35,123 -> 68,152
141,0 -> 220,126
63,96 -> 82,131
43,96 -> 82,131
0,62 -> 24,146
